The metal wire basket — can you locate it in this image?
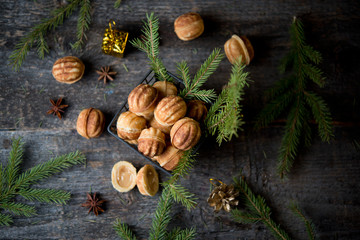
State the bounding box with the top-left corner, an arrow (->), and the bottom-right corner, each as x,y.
107,71 -> 185,176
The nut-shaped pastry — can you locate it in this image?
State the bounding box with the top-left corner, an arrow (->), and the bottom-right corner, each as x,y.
152,81 -> 178,99
117,111 -> 147,140
170,117 -> 201,150
224,35 -> 254,65
149,117 -> 172,135
174,12 -> 204,41
154,95 -> 187,126
186,100 -> 208,122
136,164 -> 159,196
111,161 -> 137,192
128,84 -> 158,120
154,145 -> 184,171
138,127 -> 166,157
52,56 -> 85,84
76,108 -> 105,139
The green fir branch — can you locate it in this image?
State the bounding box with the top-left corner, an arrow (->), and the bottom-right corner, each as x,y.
167,227 -> 182,240
130,13 -> 173,82
231,176 -> 292,240
304,91 -> 333,142
277,97 -> 305,178
5,137 -> 24,187
13,151 -> 85,190
114,0 -> 122,8
71,0 -> 92,50
8,0 -> 85,71
149,187 -> 173,240
171,150 -> 197,180
205,57 -> 250,145
174,227 -> 196,240
255,17 -> 333,178
0,138 -> 85,226
290,202 -> 317,240
179,48 -> 223,103
17,188 -> 71,204
113,219 -> 137,240
0,213 -> 13,226
0,202 -> 36,217
166,183 -> 197,211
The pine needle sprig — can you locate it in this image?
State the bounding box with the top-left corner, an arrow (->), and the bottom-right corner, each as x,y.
231,176 -> 292,240
114,0 -> 122,8
173,227 -> 196,240
5,137 -> 24,187
0,138 -> 85,226
130,13 -> 173,82
149,187 -> 173,240
17,188 -> 71,204
290,202 -> 317,240
8,0 -> 90,71
178,48 -> 223,103
255,17 -> 333,178
162,150 -> 198,211
113,219 -> 137,240
166,183 -> 197,211
205,57 -> 250,145
71,0 -> 92,51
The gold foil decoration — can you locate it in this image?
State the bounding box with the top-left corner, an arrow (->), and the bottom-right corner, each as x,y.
207,178 -> 239,212
102,21 -> 128,58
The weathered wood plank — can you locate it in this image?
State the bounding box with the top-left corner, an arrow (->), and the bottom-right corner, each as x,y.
0,0 -> 359,239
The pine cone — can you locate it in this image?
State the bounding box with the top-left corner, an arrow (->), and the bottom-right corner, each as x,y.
207,181 -> 239,212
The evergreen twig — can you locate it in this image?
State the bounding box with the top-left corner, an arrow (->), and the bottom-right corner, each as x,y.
71,0 -> 92,50
114,0 -> 122,8
8,0 -> 91,71
0,138 -> 86,226
205,57 -> 250,145
231,175 -> 292,240
255,17 -> 333,178
130,13 -> 173,82
178,48 -> 224,103
113,219 -> 137,240
290,202 -> 317,240
149,187 -> 173,240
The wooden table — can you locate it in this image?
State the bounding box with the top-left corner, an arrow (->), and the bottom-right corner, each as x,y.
1,0 -> 359,239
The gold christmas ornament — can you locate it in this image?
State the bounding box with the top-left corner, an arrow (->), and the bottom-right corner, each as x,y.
207,179 -> 239,212
102,21 -> 128,58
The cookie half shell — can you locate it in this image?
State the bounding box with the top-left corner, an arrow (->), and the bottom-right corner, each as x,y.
136,164 -> 159,196
111,161 -> 137,193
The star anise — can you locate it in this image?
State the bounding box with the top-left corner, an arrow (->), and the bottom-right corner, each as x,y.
96,66 -> 117,84
81,192 -> 105,216
46,97 -> 68,119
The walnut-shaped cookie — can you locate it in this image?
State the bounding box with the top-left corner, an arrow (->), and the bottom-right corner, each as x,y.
117,111 -> 147,141
128,84 -> 158,120
138,127 -> 166,157
76,108 -> 105,139
186,100 -> 208,122
136,164 -> 159,196
152,81 -> 178,99
170,117 -> 201,150
150,96 -> 187,134
154,145 -> 184,171
224,35 -> 254,65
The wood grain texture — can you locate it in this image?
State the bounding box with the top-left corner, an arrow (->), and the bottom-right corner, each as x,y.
1,0 -> 360,239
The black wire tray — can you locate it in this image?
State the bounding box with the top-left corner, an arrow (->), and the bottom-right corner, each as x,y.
107,71 -> 186,176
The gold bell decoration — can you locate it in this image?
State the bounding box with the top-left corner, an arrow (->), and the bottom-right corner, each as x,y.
207,178 -> 239,212
102,20 -> 128,58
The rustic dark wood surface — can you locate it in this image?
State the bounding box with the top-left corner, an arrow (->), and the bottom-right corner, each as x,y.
1,0 -> 360,239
